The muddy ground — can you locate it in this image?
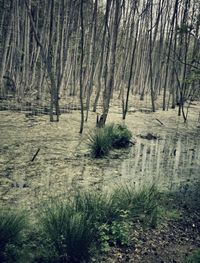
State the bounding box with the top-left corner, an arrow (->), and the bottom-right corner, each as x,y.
0,95 -> 200,262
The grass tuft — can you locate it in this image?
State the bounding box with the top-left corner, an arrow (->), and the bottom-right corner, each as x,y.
88,123 -> 132,157
74,191 -> 117,223
88,127 -> 112,157
40,202 -> 94,263
112,184 -> 159,227
110,124 -> 132,148
187,249 -> 200,263
0,209 -> 26,262
0,185 -> 163,262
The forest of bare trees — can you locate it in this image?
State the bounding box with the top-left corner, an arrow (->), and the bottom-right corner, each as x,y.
1,2 -> 200,262
0,0 -> 200,131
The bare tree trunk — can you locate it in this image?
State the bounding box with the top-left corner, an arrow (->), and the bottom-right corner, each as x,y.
85,0 -> 98,121
122,17 -> 139,119
0,0 -> 13,96
79,0 -> 85,133
99,0 -> 122,126
149,0 -> 156,112
25,0 -> 58,122
93,0 -> 112,113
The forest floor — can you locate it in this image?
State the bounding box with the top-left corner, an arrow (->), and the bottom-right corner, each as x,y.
0,95 -> 200,262
96,189 -> 200,263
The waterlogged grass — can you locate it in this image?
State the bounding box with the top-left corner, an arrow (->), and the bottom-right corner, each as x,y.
88,123 -> 133,157
110,124 -> 132,148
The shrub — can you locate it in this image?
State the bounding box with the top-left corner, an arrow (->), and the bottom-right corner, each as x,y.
0,209 -> 26,262
96,217 -> 131,253
110,124 -> 132,148
40,203 -> 94,263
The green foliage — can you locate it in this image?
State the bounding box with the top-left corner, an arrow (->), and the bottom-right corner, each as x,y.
187,249 -> 200,263
74,191 -> 117,224
95,211 -> 131,253
0,209 -> 26,262
96,223 -> 111,253
112,185 -> 160,227
88,123 -> 132,157
0,185 -> 161,262
159,208 -> 182,221
40,203 -> 94,263
74,191 -> 131,252
109,211 -> 131,246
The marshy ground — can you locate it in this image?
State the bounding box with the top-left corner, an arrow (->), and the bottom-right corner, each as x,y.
0,95 -> 200,262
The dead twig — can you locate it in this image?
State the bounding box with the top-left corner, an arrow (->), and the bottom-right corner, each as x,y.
155,118 -> 164,125
31,148 -> 40,162
156,119 -> 164,125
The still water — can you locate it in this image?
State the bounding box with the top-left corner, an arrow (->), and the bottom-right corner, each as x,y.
119,135 -> 200,191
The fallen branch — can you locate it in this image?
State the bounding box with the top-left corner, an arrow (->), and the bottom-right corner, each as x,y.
31,148 -> 40,162
155,118 -> 164,125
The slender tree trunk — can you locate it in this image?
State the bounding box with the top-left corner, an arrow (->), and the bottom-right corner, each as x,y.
0,0 -> 13,96
79,0 -> 85,133
99,0 -> 122,126
122,18 -> 139,119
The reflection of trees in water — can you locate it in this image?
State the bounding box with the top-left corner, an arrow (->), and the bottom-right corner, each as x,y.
121,136 -> 200,191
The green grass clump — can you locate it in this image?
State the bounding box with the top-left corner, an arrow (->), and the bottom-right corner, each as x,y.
0,185 -> 160,262
88,126 -> 113,157
74,191 -> 117,223
88,123 -> 132,157
40,203 -> 94,263
112,185 -> 159,227
0,209 -> 26,262
74,190 -> 132,252
110,124 -> 132,148
187,249 -> 200,263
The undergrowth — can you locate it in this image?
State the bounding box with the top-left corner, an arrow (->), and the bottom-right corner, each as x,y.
2,183 -> 199,263
187,249 -> 200,263
0,209 -> 26,262
40,203 -> 93,263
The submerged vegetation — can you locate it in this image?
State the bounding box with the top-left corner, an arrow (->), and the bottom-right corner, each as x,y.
88,124 -> 133,157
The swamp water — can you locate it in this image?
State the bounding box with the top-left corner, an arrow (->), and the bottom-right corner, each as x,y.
120,136 -> 200,192
0,110 -> 200,210
27,135 -> 200,197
